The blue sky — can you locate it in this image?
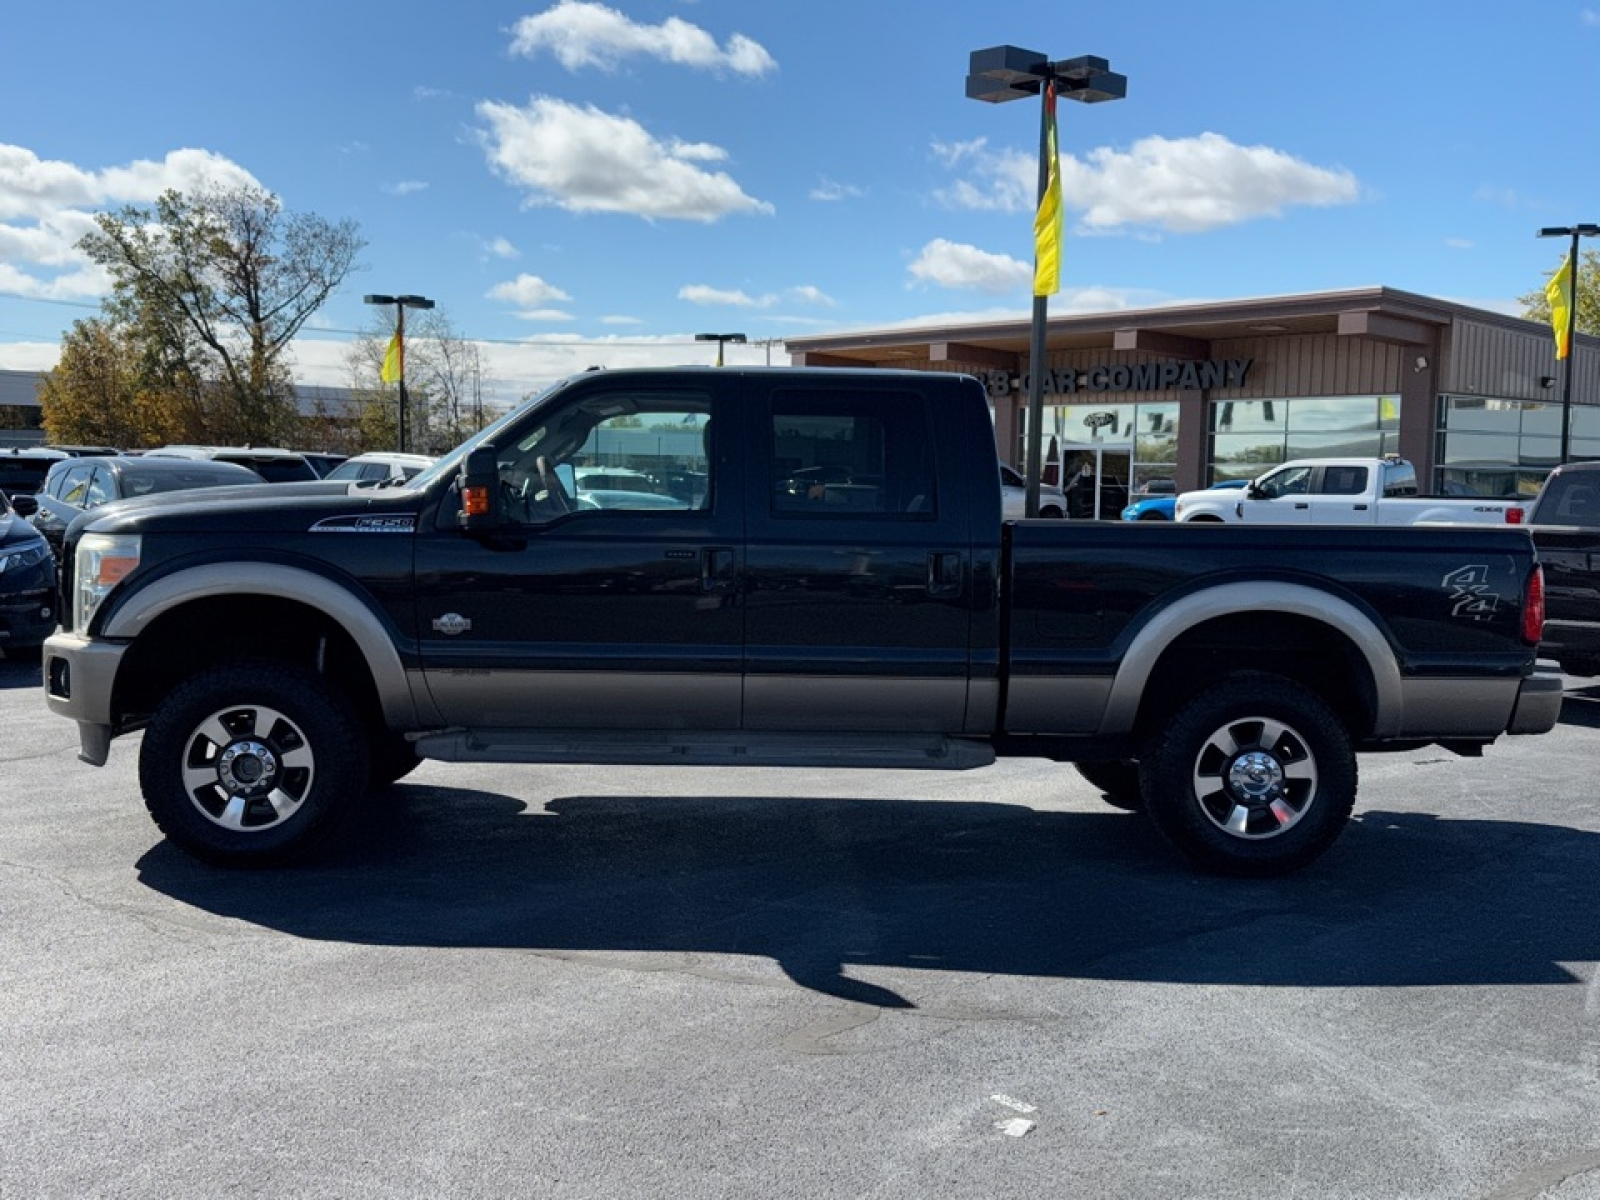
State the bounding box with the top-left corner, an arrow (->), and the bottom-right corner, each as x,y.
2,0 -> 1598,405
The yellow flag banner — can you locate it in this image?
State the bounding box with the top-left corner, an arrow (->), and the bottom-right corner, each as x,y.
1546,252 -> 1573,360
380,333 -> 402,383
1032,82 -> 1062,298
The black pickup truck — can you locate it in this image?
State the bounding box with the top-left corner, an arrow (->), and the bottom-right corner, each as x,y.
1527,460 -> 1600,677
40,368 -> 1562,875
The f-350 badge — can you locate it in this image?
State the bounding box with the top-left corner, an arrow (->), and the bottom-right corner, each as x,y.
432,613 -> 472,635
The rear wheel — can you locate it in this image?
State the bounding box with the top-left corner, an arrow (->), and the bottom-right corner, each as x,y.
1139,673 -> 1356,875
138,662 -> 370,866
1074,760 -> 1143,811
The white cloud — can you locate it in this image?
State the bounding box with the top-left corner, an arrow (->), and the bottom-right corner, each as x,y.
511,309 -> 575,322
679,284 -> 767,307
509,1 -> 776,76
381,180 -> 429,196
678,283 -> 834,311
907,239 -> 1031,293
487,273 -> 572,307
936,132 -> 1360,234
1445,237 -> 1474,250
476,96 -> 772,222
601,314 -> 643,325
930,139 -> 987,168
485,236 -> 519,259
809,177 -> 864,202
0,143 -> 262,300
0,144 -> 260,221
788,285 -> 835,307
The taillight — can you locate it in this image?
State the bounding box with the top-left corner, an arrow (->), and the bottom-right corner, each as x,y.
1522,564 -> 1545,645
1506,506 -> 1524,524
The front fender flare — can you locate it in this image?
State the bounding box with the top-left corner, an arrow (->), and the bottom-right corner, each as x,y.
101,563 -> 427,729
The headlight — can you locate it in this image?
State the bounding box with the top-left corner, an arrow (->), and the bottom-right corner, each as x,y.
74,533 -> 141,633
0,541 -> 49,574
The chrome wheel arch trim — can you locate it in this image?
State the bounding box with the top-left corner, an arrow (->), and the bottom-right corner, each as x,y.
1097,581 -> 1402,738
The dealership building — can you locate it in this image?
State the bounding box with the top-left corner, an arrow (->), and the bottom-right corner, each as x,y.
785,286 -> 1599,518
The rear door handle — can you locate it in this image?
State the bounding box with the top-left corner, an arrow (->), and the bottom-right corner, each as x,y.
701,546 -> 736,593
927,551 -> 962,597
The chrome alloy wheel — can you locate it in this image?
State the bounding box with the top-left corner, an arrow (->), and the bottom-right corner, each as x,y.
180,704 -> 315,832
1191,716 -> 1319,840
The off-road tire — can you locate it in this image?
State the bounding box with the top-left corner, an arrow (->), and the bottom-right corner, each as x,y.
1139,673 -> 1356,876
138,662 -> 370,866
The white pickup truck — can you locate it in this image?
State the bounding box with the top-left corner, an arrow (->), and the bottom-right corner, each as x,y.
1174,457 -> 1527,526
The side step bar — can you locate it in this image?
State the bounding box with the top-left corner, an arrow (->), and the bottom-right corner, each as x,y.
413,728 -> 997,771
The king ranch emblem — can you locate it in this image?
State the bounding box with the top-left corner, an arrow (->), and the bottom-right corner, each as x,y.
432,613 -> 472,636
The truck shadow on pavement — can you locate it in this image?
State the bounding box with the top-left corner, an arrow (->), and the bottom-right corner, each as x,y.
136,787 -> 1600,1010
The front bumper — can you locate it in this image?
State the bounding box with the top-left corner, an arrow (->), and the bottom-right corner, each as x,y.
1507,666 -> 1566,735
0,584 -> 56,651
42,631 -> 130,765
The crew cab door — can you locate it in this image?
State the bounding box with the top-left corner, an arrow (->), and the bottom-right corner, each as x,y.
1239,464 -> 1314,524
740,381 -> 974,732
1306,463 -> 1378,524
413,381 -> 743,729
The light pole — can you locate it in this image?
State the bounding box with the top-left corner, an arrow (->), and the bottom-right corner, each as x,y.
967,46 -> 1125,516
695,332 -> 746,367
364,293 -> 435,452
1537,225 -> 1598,465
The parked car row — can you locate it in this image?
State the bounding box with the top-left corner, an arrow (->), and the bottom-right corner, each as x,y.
0,488 -> 55,659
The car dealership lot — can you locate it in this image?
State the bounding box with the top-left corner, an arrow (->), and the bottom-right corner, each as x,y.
3,656 -> 1599,1200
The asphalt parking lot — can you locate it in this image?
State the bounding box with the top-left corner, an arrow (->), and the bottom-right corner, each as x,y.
3,652 -> 1599,1200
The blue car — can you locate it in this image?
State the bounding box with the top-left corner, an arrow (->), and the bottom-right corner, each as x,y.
1122,477 -> 1249,521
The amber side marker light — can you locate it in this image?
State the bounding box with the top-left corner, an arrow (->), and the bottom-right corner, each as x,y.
462,486 -> 491,517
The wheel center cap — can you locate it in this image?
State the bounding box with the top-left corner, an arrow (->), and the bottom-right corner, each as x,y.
1228,751 -> 1283,799
218,740 -> 279,793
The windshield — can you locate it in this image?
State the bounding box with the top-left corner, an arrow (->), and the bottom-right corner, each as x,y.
407,376 -> 570,492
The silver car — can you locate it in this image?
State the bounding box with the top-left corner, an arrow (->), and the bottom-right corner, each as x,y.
999,463 -> 1067,519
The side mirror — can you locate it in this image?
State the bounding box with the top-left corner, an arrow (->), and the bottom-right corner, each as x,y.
457,445 -> 503,531
1246,484 -> 1266,500
9,494 -> 38,517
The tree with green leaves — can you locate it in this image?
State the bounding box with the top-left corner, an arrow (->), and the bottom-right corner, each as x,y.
77,183 -> 363,446
1521,247 -> 1600,343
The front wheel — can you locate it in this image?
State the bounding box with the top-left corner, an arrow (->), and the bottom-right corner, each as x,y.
139,662 -> 370,866
1139,674 -> 1356,876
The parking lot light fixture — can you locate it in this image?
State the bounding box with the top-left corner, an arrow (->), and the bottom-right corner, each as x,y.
364,293 -> 436,452
966,44 -> 1126,517
695,332 -> 746,367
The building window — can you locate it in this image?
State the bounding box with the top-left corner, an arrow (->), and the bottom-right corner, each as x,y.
1017,400 -> 1180,493
1208,395 -> 1401,482
1435,396 -> 1599,498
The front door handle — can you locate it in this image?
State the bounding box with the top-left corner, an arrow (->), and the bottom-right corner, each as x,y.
701,546 -> 736,593
927,551 -> 962,597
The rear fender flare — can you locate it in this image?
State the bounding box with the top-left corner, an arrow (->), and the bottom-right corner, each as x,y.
1097,581 -> 1402,737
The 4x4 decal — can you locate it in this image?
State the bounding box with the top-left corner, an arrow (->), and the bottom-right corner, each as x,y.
1442,565 -> 1501,620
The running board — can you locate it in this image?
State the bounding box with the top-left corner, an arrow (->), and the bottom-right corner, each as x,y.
412,728 -> 996,771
